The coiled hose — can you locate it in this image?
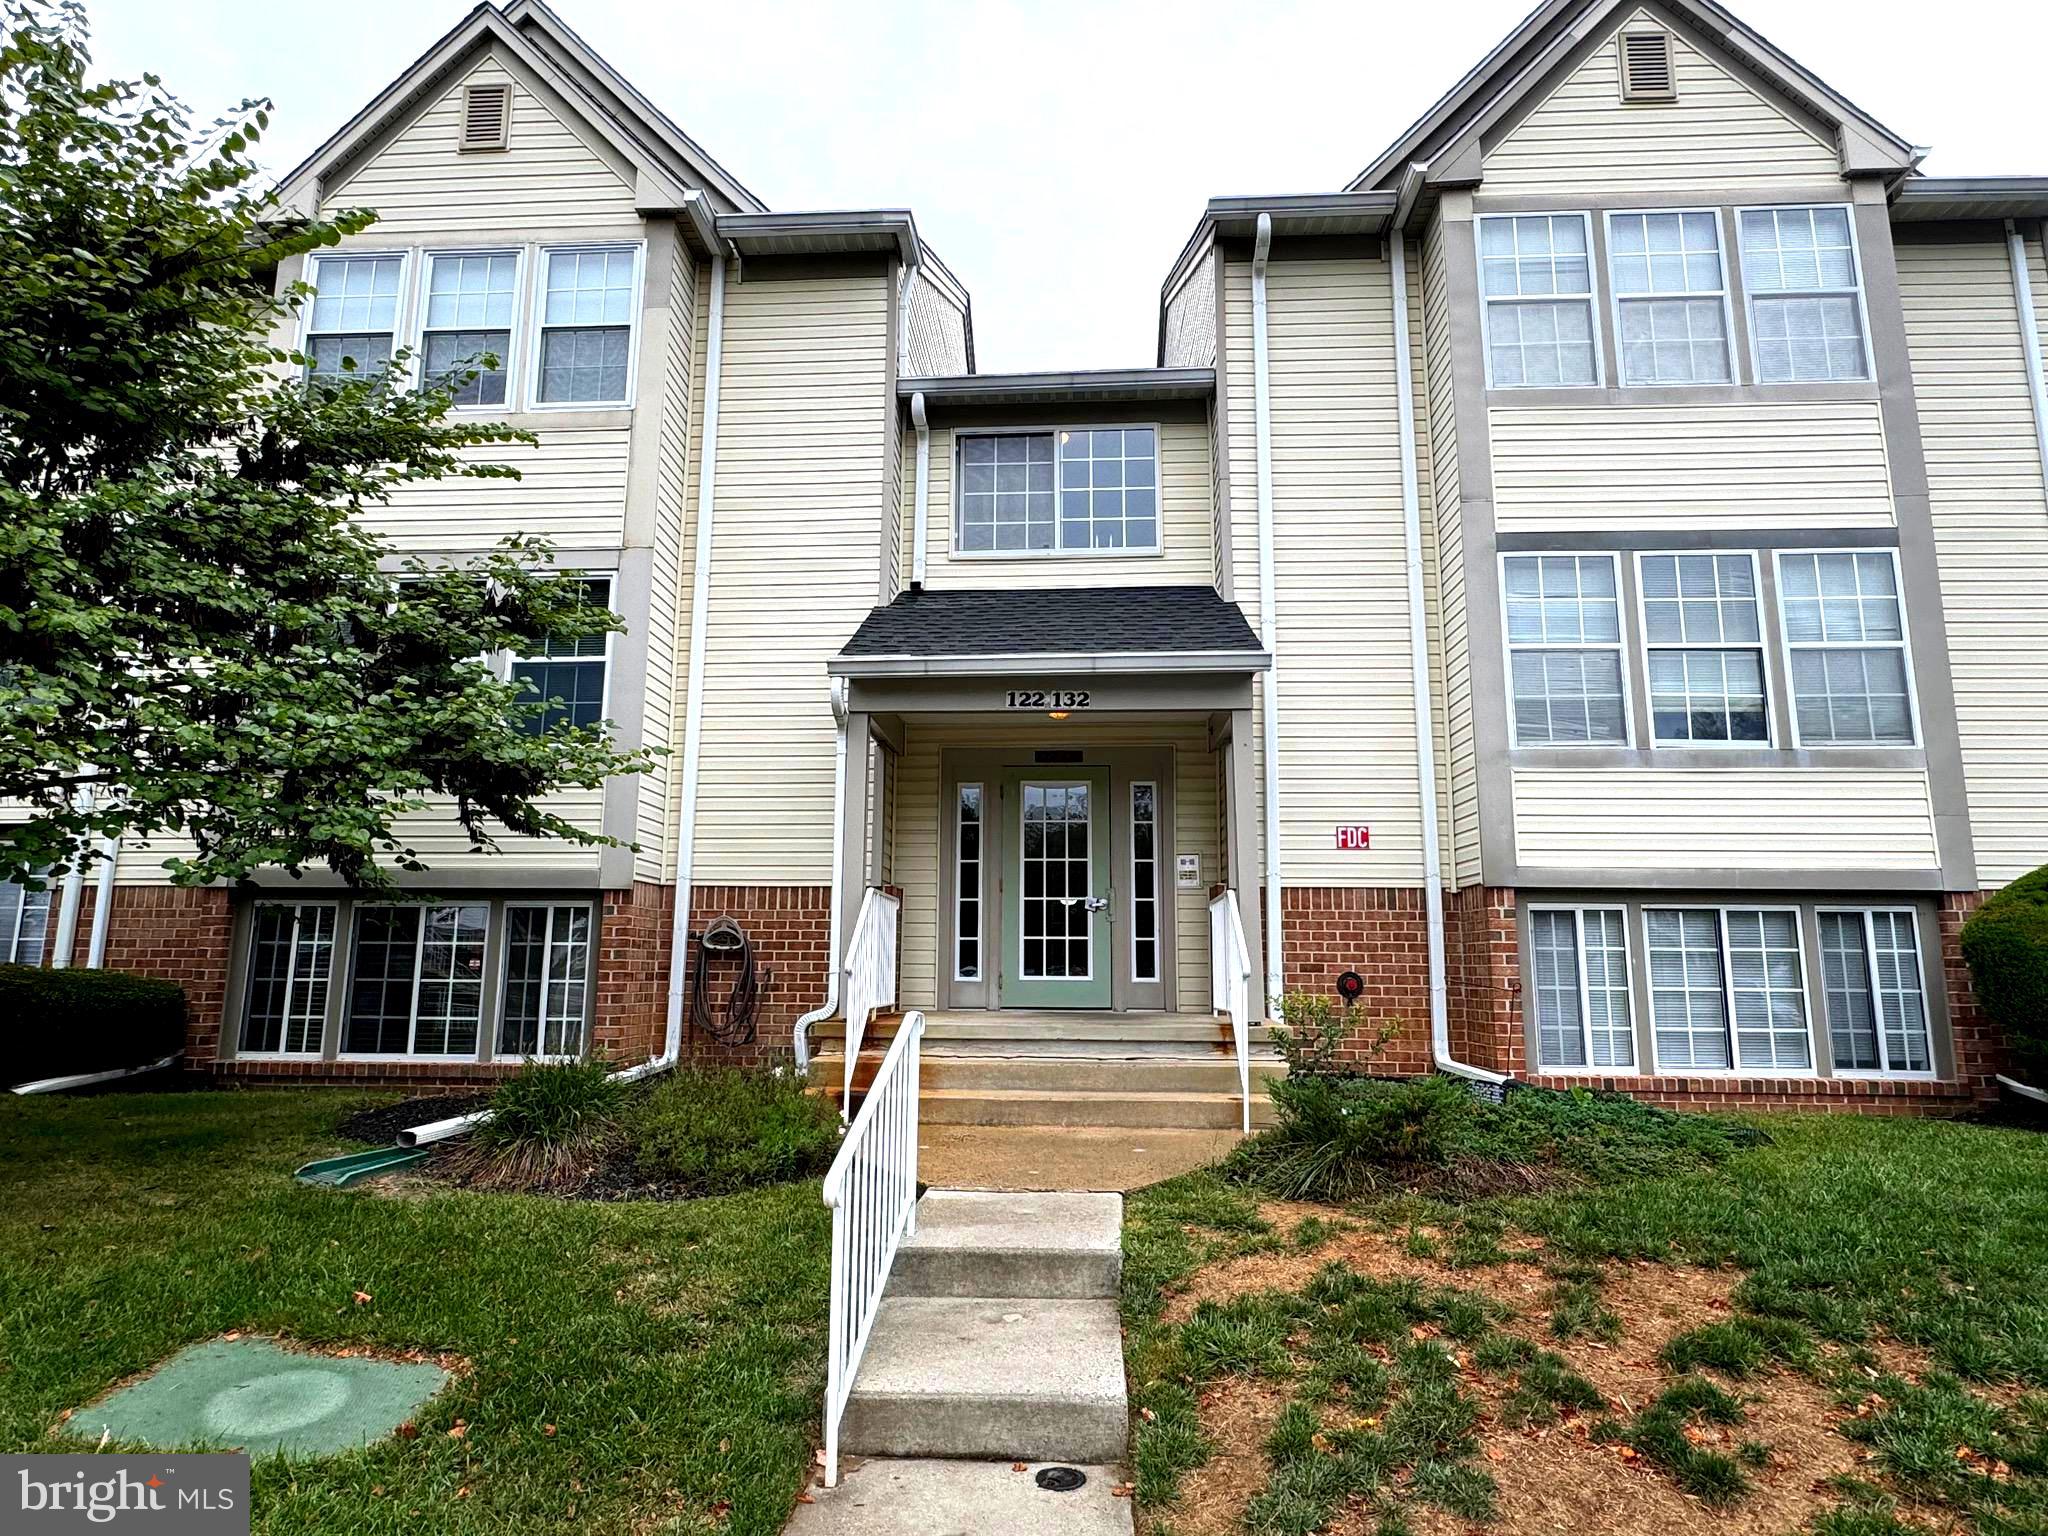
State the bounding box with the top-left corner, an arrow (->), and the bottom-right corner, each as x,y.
689,915 -> 763,1048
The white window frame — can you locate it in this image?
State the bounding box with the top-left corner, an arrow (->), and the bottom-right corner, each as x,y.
1632,550 -> 1776,750
1734,203 -> 1876,386
1476,211 -> 1606,390
1130,779 -> 1161,986
953,783 -> 984,983
299,248 -> 416,384
1497,551 -> 1634,748
414,246 -> 529,412
1603,208 -> 1741,387
1816,905 -> 1938,1081
0,874 -> 53,966
1644,904 -> 1817,1078
951,424 -> 1166,559
1771,547 -> 1922,750
236,900 -> 340,1060
497,900 -> 595,1063
1527,904 -> 1638,1074
337,901 -> 493,1063
505,573 -> 616,733
526,242 -> 646,411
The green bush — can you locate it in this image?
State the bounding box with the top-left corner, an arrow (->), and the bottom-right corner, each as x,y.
622,1065 -> 841,1196
1960,865 -> 2048,1085
0,965 -> 185,1086
1228,1074 -> 1478,1201
459,1058 -> 624,1190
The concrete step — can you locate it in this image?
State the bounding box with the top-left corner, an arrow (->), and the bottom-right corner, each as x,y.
839,1297 -> 1128,1463
920,1086 -> 1279,1130
812,1053 -> 1284,1096
890,1191 -> 1121,1300
814,1015 -> 1277,1046
786,1458 -> 1134,1536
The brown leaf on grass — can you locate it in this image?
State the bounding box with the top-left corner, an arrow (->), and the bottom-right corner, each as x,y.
709,1499 -> 732,1519
352,1290 -> 373,1306
718,1437 -> 730,1454
543,1424 -> 557,1437
447,1421 -> 467,1439
396,1423 -> 419,1440
455,1487 -> 470,1499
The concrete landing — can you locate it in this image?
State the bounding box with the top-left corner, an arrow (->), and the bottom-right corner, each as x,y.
786,1458 -> 1133,1536
890,1191 -> 1121,1299
917,1124 -> 1241,1191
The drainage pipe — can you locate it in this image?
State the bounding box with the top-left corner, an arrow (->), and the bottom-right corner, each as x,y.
1250,212 -> 1285,1011
2007,220 -> 2048,504
791,678 -> 852,1074
1388,228 -> 1510,1089
909,391 -> 931,590
10,1053 -> 181,1096
1999,1074 -> 2048,1106
49,861 -> 84,969
86,834 -> 118,969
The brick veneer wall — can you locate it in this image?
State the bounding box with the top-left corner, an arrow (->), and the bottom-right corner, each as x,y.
1279,887 -> 1433,1074
680,885 -> 831,1068
68,885 -> 232,1064
593,881 -> 672,1068
1938,891 -> 2003,1103
1445,885 -> 1524,1078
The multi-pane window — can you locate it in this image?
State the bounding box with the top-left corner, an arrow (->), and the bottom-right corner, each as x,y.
305,254 -> 403,383
0,874 -> 52,965
1530,908 -> 1634,1071
344,903 -> 489,1056
511,577 -> 611,735
954,785 -> 983,982
1646,909 -> 1732,1070
1818,909 -> 1932,1075
1647,907 -> 1812,1073
500,903 -> 592,1059
956,428 -> 1159,554
1502,555 -> 1627,745
537,247 -> 636,404
1638,553 -> 1768,744
1607,211 -> 1733,385
239,904 -> 336,1056
1131,782 -> 1160,985
1776,552 -> 1914,745
1020,783 -> 1093,980
1725,909 -> 1811,1070
1479,214 -> 1599,387
422,251 -> 518,406
1738,206 -> 1870,383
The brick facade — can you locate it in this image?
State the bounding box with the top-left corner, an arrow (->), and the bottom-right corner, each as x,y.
1279,887 -> 1433,1073
1444,885 -> 1524,1078
679,884 -> 832,1068
68,885 -> 232,1064
1938,891 -> 2003,1103
593,881 -> 672,1068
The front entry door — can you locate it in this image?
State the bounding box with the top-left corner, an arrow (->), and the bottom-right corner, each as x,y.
1001,768 -> 1113,1008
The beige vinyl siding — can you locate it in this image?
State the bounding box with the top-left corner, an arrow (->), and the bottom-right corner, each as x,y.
691,269 -> 892,884
365,427 -> 631,549
1481,10 -> 1841,197
325,57 -> 637,234
903,275 -> 971,377
1162,247 -> 1219,369
903,419 -> 1214,589
893,719 -> 1219,1014
1899,234 -> 2048,887
1490,401 -> 1894,531
1512,767 -> 1939,871
1223,255 -> 1429,888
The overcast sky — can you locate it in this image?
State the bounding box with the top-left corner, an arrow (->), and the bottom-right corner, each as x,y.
84,0 -> 2048,373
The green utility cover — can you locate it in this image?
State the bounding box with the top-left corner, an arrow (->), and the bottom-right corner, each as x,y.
78,1337 -> 449,1457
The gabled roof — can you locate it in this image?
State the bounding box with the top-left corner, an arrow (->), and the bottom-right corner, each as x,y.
1347,0 -> 1919,196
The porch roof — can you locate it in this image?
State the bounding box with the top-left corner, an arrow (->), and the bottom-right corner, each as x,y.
829,585 -> 1270,677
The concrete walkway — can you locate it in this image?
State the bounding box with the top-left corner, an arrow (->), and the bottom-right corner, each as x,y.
916,1124 -> 1241,1192
786,1190 -> 1134,1536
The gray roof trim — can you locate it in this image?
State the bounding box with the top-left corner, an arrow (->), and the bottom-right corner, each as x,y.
1891,178 -> 2048,223
898,367 -> 1215,406
827,649 -> 1272,678
1159,192 -> 1398,319
716,209 -> 918,263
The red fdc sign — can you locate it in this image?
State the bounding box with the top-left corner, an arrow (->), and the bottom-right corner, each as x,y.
1334,825 -> 1372,851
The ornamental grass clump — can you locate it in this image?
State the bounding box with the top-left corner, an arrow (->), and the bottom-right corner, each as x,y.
456,1058 -> 624,1191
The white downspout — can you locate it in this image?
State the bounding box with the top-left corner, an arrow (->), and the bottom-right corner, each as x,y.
2007,219 -> 2048,504
1251,213 -> 1285,1011
792,678 -> 851,1073
49,863 -> 84,970
86,834 -> 118,968
909,391 -> 931,590
662,247 -> 730,1067
1390,229 -> 1509,1089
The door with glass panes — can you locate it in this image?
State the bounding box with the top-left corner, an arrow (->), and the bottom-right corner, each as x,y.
1000,768 -> 1113,1008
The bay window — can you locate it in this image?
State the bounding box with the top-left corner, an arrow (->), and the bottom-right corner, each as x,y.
421,250 -> 518,406
240,903 -> 337,1056
1530,907 -> 1635,1071
536,246 -> 638,404
0,874 -> 52,965
1818,909 -> 1933,1075
343,903 -> 489,1057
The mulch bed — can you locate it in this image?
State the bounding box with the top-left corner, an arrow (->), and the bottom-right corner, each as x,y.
335,1093 -> 493,1146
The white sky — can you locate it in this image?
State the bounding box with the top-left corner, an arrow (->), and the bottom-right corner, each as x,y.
85,0 -> 2048,373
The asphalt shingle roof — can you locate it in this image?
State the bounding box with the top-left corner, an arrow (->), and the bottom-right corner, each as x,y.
837,586 -> 1265,660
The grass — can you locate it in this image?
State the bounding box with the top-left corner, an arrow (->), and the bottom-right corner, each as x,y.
0,1090 -> 831,1535
1593,1376 -> 1753,1505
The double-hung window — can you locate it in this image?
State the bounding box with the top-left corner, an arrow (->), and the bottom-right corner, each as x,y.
1607,211 -> 1734,385
511,576 -> 612,735
1646,907 -> 1812,1073
1478,214 -> 1599,387
1530,907 -> 1634,1071
0,874 -> 52,964
1738,206 -> 1870,383
1502,554 -> 1627,745
344,903 -> 490,1057
536,246 -> 638,404
956,428 -> 1158,554
1776,551 -> 1914,745
1817,909 -> 1932,1075
305,253 -> 404,383
240,903 -> 337,1056
422,251 -> 519,406
1638,553 -> 1768,744
500,903 -> 593,1059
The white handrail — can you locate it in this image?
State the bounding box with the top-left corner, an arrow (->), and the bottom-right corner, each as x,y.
841,887 -> 900,1114
1211,889 -> 1255,1134
820,1006 -> 924,1490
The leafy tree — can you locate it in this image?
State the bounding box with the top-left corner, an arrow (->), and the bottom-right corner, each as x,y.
0,0 -> 647,889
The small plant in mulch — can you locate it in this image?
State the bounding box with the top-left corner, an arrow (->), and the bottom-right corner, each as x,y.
450,1058 -> 625,1191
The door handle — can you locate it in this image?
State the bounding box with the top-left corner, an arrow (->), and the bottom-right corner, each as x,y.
1084,897 -> 1110,914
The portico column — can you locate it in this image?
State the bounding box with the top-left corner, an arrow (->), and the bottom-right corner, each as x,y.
837,711 -> 874,972
1225,705 -> 1265,1003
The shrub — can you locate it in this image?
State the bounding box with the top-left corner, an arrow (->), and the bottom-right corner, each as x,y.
1960,865 -> 2048,1085
0,965 -> 185,1086
621,1065 -> 841,1195
1228,1073 -> 1478,1201
457,1058 -> 625,1190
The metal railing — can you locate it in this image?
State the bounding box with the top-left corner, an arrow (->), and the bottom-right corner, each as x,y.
1210,888 -> 1256,1134
819,1006 -> 925,1490
841,887 -> 900,1114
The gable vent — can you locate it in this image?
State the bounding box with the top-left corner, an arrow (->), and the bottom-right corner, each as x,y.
460,82 -> 511,151
1619,29 -> 1677,101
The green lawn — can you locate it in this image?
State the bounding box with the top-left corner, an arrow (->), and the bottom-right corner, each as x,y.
0,1090 -> 830,1535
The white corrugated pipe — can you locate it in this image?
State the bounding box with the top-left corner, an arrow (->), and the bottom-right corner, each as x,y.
1388,227 -> 1509,1089
1250,212 -> 1285,1011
